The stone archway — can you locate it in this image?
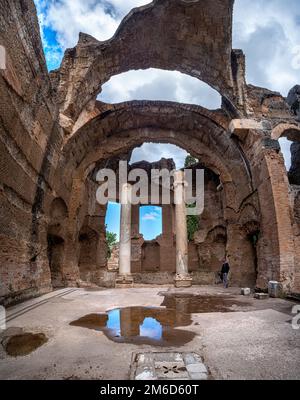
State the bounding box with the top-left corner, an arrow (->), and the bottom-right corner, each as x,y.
1,0 -> 300,304
56,101 -> 261,288
51,0 -> 244,133
271,123 -> 300,292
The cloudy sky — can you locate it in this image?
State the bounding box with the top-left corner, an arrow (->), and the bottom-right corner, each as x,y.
33,0 -> 300,238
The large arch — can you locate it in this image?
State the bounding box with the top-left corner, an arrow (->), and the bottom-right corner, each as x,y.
1,0 -> 299,304
55,100 -> 262,288
58,101 -> 251,210
50,0 -> 247,131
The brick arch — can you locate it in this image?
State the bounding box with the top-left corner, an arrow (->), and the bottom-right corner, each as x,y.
271,123 -> 300,141
271,123 -> 300,186
51,0 -> 243,130
58,101 -> 251,211
57,102 -> 258,285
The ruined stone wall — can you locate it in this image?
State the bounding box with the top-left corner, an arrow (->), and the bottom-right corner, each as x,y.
0,0 -> 299,301
0,0 -> 66,304
289,142 -> 300,185
194,174 -> 226,274
141,241 -> 160,272
290,186 -> 300,293
121,166 -> 259,287
77,180 -> 108,285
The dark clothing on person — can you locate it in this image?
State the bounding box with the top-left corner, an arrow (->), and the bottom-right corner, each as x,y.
221,262 -> 230,288
221,262 -> 230,274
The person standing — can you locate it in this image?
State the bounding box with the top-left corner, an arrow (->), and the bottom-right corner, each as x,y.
221,259 -> 230,288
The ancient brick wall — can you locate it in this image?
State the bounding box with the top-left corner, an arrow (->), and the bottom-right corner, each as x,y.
0,0 -> 299,302
290,186 -> 300,293
0,0 -> 66,304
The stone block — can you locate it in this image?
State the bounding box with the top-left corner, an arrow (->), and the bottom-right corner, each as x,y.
174,274 -> 193,288
135,366 -> 157,381
115,274 -> 134,288
183,353 -> 203,365
186,363 -> 208,374
241,288 -> 251,296
254,293 -> 269,300
131,352 -> 208,380
229,119 -> 264,140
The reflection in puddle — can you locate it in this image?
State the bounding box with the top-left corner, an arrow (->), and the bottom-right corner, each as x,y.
70,293 -> 250,346
70,307 -> 195,346
160,293 -> 251,314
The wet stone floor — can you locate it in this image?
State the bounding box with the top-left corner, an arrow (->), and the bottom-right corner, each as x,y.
70,293 -> 251,347
1,287 -> 299,380
2,332 -> 48,357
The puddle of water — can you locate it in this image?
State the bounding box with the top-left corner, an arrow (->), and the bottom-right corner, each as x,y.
70,293 -> 251,347
160,293 -> 251,313
70,307 -> 195,346
4,333 -> 48,357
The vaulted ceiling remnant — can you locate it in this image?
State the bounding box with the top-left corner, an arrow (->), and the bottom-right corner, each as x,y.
50,0 -> 248,131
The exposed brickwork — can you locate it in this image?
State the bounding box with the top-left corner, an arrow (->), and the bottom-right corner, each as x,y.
0,0 -> 300,304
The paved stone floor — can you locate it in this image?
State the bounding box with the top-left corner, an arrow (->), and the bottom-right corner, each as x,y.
0,286 -> 299,380
131,352 -> 208,380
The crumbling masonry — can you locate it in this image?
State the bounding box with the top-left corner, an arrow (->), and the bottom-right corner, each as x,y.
0,0 -> 300,304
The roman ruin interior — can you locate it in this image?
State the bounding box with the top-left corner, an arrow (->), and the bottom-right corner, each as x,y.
0,0 -> 300,306
1,0 -> 300,382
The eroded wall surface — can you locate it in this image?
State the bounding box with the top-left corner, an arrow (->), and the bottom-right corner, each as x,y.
0,0 -> 299,304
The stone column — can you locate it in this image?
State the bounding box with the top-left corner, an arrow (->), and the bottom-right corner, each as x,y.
174,171 -> 192,288
115,183 -> 134,288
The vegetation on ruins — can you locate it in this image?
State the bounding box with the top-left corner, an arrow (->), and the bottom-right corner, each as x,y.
106,230 -> 117,258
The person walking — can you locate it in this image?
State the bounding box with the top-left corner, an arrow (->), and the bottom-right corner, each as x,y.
221,258 -> 230,288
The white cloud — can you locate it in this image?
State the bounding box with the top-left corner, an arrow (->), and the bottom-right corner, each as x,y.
36,0 -> 150,50
35,0 -> 299,97
233,0 -> 300,95
279,137 -> 292,170
45,0 -> 118,48
35,0 -> 63,69
130,143 -> 188,170
99,69 -> 221,109
108,0 -> 150,16
142,211 -> 161,221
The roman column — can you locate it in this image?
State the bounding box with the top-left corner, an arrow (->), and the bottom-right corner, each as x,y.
115,183 -> 134,288
174,170 -> 192,288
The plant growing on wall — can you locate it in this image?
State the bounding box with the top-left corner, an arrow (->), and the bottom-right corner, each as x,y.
184,155 -> 198,168
186,204 -> 199,242
106,230 -> 117,258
